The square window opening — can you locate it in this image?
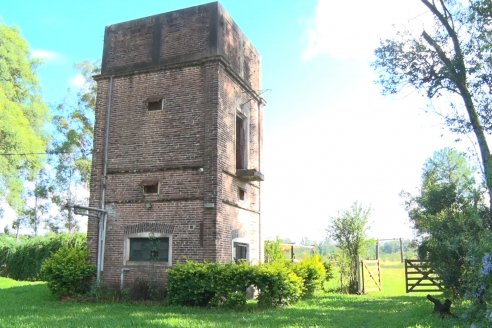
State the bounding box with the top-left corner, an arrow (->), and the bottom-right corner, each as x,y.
143,183 -> 159,194
147,99 -> 163,111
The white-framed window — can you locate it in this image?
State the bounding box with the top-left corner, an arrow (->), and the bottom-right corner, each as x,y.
124,232 -> 172,266
232,238 -> 249,262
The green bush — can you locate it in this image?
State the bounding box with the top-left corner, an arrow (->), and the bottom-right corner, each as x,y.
255,263 -> 303,307
40,244 -> 96,298
0,233 -> 86,281
323,260 -> 335,284
167,261 -> 303,308
168,261 -> 254,308
291,254 -> 326,297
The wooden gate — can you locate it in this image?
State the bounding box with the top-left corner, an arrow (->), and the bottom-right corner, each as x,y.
405,260 -> 444,293
360,259 -> 381,293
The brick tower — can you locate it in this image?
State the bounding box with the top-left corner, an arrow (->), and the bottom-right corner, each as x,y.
88,2 -> 264,287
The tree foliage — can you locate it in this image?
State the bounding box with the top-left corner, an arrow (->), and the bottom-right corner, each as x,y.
0,23 -> 49,211
46,61 -> 98,233
264,237 -> 286,264
403,148 -> 487,298
373,0 -> 492,221
327,201 -> 370,294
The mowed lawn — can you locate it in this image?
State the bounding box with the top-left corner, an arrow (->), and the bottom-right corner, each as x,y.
0,262 -> 466,327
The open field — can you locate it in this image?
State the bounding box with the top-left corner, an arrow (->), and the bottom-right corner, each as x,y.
0,262 -> 465,327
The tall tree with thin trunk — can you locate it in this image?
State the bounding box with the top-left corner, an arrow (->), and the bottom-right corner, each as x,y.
373,0 -> 492,225
48,61 -> 98,233
327,202 -> 370,294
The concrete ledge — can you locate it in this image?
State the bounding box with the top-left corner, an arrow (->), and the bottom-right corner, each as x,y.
236,169 -> 264,182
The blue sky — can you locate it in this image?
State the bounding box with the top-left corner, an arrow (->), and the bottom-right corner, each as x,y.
1,0 -> 467,241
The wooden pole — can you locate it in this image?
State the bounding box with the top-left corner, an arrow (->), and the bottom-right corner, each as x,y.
400,238 -> 404,263
357,256 -> 362,294
375,239 -> 379,260
360,259 -> 365,294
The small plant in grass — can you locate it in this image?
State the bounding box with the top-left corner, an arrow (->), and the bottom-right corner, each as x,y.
128,277 -> 166,302
40,244 -> 95,298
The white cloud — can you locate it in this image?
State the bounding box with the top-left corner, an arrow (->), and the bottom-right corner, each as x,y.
69,74 -> 87,89
31,49 -> 60,61
303,0 -> 428,61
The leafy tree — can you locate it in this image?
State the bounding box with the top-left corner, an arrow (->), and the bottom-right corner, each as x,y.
264,237 -> 286,263
373,0 -> 492,223
402,148 -> 487,298
327,201 -> 370,294
315,237 -> 337,257
0,23 -> 49,211
20,169 -> 52,235
47,61 -> 98,232
380,241 -> 400,254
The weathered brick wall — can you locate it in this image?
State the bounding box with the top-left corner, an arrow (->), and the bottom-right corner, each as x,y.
90,62 -> 220,286
218,6 -> 261,91
88,77 -> 109,264
89,2 -> 263,287
102,3 -> 216,75
101,2 -> 260,91
101,201 -> 204,286
216,64 -> 262,263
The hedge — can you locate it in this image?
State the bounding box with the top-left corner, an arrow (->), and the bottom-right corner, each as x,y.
0,233 -> 86,281
167,261 -> 304,308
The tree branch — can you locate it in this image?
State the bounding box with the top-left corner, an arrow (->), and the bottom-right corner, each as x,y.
421,31 -> 458,81
421,0 -> 465,79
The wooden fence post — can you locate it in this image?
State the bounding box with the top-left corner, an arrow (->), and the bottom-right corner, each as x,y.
400,238 -> 404,263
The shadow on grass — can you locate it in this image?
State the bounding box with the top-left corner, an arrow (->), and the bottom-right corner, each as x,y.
0,284 -> 466,328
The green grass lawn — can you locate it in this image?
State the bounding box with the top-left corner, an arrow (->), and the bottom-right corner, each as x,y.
0,262 -> 466,327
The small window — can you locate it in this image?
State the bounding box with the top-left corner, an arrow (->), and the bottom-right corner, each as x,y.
233,242 -> 248,262
129,237 -> 169,262
238,188 -> 245,201
143,183 -> 159,194
147,99 -> 163,111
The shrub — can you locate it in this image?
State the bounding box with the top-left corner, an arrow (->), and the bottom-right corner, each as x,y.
291,254 -> 326,297
168,261 -> 255,308
40,244 -> 96,298
167,261 -> 303,308
255,263 -> 303,307
0,233 -> 86,281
